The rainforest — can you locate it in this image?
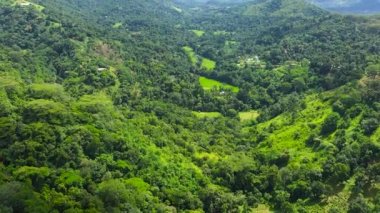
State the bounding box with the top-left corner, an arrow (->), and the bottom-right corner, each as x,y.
0,0 -> 379,212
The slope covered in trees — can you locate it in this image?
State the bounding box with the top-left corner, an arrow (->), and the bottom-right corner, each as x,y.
0,0 -> 379,212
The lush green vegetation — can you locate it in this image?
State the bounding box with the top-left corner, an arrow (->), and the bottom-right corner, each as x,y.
0,0 -> 379,212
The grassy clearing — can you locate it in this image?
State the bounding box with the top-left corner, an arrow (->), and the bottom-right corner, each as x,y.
191,30 -> 205,37
239,110 -> 259,122
201,58 -> 216,71
192,111 -> 222,118
199,76 -> 239,93
322,175 -> 357,212
14,1 -> 45,12
112,22 -> 122,29
251,204 -> 272,213
254,94 -> 333,168
182,46 -> 198,65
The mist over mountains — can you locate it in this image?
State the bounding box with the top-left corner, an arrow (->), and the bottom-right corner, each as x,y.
303,0 -> 380,14
174,0 -> 380,14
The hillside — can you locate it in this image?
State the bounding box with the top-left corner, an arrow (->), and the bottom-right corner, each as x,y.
0,0 -> 379,212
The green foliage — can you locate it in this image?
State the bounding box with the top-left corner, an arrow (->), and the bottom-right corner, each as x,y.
57,170 -> 84,188
0,0 -> 379,212
97,179 -> 131,208
200,185 -> 246,213
0,181 -> 49,213
361,118 -> 379,135
28,83 -> 67,101
348,194 -> 371,213
321,113 -> 340,135
23,99 -> 71,125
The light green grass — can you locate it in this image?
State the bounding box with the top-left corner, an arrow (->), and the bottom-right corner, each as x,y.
182,46 -> 198,65
213,31 -> 228,35
239,110 -> 259,122
201,58 -> 216,71
251,204 -> 272,213
191,30 -> 205,37
372,127 -> 380,146
112,22 -> 122,29
192,111 -> 222,118
255,94 -> 332,169
199,76 -> 239,93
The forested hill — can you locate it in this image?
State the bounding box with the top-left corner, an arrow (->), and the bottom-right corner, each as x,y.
0,0 -> 379,212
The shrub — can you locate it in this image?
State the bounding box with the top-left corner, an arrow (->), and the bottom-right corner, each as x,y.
321,113 -> 340,135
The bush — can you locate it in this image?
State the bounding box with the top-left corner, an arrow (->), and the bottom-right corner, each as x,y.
23,99 -> 71,125
361,118 -> 379,135
321,113 -> 340,135
348,194 -> 371,213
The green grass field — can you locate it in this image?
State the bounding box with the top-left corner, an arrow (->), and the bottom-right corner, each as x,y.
239,110 -> 259,122
191,30 -> 205,37
199,77 -> 239,93
192,111 -> 222,118
201,58 -> 216,71
182,46 -> 198,65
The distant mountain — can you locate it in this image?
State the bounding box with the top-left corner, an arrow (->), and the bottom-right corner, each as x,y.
173,0 -> 255,6
309,0 -> 380,14
175,0 -> 380,14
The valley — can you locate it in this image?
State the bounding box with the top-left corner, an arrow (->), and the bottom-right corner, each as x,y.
0,0 -> 379,212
